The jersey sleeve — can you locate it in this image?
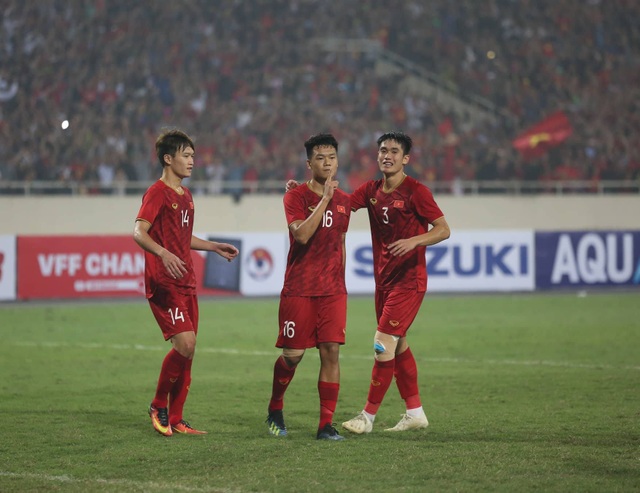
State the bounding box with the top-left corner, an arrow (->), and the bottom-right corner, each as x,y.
350,182 -> 368,211
137,187 -> 164,225
283,189 -> 307,226
412,184 -> 444,224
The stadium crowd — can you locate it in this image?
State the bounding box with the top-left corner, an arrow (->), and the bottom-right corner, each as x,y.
0,0 -> 638,196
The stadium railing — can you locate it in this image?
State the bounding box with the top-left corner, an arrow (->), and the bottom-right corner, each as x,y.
0,180 -> 638,196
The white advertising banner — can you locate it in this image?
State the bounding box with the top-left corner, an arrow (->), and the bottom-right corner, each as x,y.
0,235 -> 16,301
198,232 -> 287,296
345,230 -> 535,294
426,230 -> 535,292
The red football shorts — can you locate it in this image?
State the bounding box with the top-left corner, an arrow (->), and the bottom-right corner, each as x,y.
375,288 -> 425,337
277,294 -> 347,349
148,288 -> 199,340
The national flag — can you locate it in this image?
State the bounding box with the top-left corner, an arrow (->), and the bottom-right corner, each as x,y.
512,111 -> 573,159
393,200 -> 404,208
337,205 -> 346,214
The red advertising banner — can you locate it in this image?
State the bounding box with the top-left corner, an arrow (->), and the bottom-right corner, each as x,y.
17,235 -> 237,300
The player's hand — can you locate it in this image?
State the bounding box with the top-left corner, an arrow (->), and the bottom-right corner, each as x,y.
387,238 -> 418,257
215,242 -> 240,262
323,175 -> 338,200
285,180 -> 300,192
159,250 -> 188,279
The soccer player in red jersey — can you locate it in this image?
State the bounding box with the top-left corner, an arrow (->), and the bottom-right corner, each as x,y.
341,131 -> 450,434
266,133 -> 351,440
133,129 -> 239,436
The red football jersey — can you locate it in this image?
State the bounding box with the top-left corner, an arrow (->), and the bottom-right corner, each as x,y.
281,184 -> 351,296
351,175 -> 444,291
136,180 -> 196,297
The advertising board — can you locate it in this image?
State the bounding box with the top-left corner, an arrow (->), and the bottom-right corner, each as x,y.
535,231 -> 640,289
0,235 -> 16,301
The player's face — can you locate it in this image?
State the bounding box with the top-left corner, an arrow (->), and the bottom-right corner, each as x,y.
165,146 -> 195,179
377,139 -> 409,175
308,145 -> 338,181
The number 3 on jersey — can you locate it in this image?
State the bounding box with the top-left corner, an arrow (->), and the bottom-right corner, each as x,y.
382,206 -> 389,224
282,320 -> 296,338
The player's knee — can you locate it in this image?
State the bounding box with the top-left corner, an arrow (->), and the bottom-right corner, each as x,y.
374,338 -> 386,356
282,348 -> 305,367
373,338 -> 393,362
319,343 -> 340,364
175,342 -> 195,359
374,333 -> 398,361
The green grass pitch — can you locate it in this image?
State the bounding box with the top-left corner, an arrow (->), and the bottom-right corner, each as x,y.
1,292 -> 639,492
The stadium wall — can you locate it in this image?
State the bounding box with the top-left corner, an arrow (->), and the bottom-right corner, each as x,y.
1,195 -> 639,235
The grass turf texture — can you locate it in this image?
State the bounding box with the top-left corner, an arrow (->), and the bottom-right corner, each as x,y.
1,292 -> 638,492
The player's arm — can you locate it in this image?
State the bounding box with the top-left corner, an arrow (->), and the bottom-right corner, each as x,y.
190,236 -> 239,262
289,176 -> 338,245
387,216 -> 451,257
133,219 -> 188,278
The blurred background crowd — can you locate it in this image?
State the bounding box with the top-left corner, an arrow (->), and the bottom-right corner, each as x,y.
1,0 -> 639,196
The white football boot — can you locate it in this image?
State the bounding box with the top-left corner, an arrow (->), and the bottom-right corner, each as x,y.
384,413 -> 429,432
341,411 -> 373,434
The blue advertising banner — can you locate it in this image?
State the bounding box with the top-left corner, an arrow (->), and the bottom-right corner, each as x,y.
535,231 -> 640,289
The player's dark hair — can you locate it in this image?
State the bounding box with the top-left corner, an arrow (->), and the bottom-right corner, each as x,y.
377,131 -> 412,155
155,129 -> 195,167
304,133 -> 339,159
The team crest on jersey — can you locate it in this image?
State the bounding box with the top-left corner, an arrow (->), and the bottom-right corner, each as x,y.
337,205 -> 346,213
393,200 -> 404,208
172,203 -> 178,210
369,198 -> 377,205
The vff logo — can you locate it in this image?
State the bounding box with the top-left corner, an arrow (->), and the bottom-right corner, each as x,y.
246,247 -> 274,281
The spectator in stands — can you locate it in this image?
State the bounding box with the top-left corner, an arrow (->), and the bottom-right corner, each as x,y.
1,0 -> 638,194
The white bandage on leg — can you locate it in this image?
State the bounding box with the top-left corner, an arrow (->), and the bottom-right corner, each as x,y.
373,332 -> 398,361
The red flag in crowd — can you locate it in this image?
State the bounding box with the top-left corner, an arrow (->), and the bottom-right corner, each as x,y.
512,111 -> 572,159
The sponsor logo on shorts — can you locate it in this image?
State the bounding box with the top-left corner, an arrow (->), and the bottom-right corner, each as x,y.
389,320 -> 400,327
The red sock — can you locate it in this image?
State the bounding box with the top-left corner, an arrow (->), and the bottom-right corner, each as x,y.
152,349 -> 189,409
318,381 -> 340,430
363,359 -> 395,415
269,355 -> 296,411
169,358 -> 193,426
395,348 -> 422,410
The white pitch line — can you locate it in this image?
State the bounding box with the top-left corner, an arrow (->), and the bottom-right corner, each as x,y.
0,471 -> 242,493
11,341 -> 640,371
